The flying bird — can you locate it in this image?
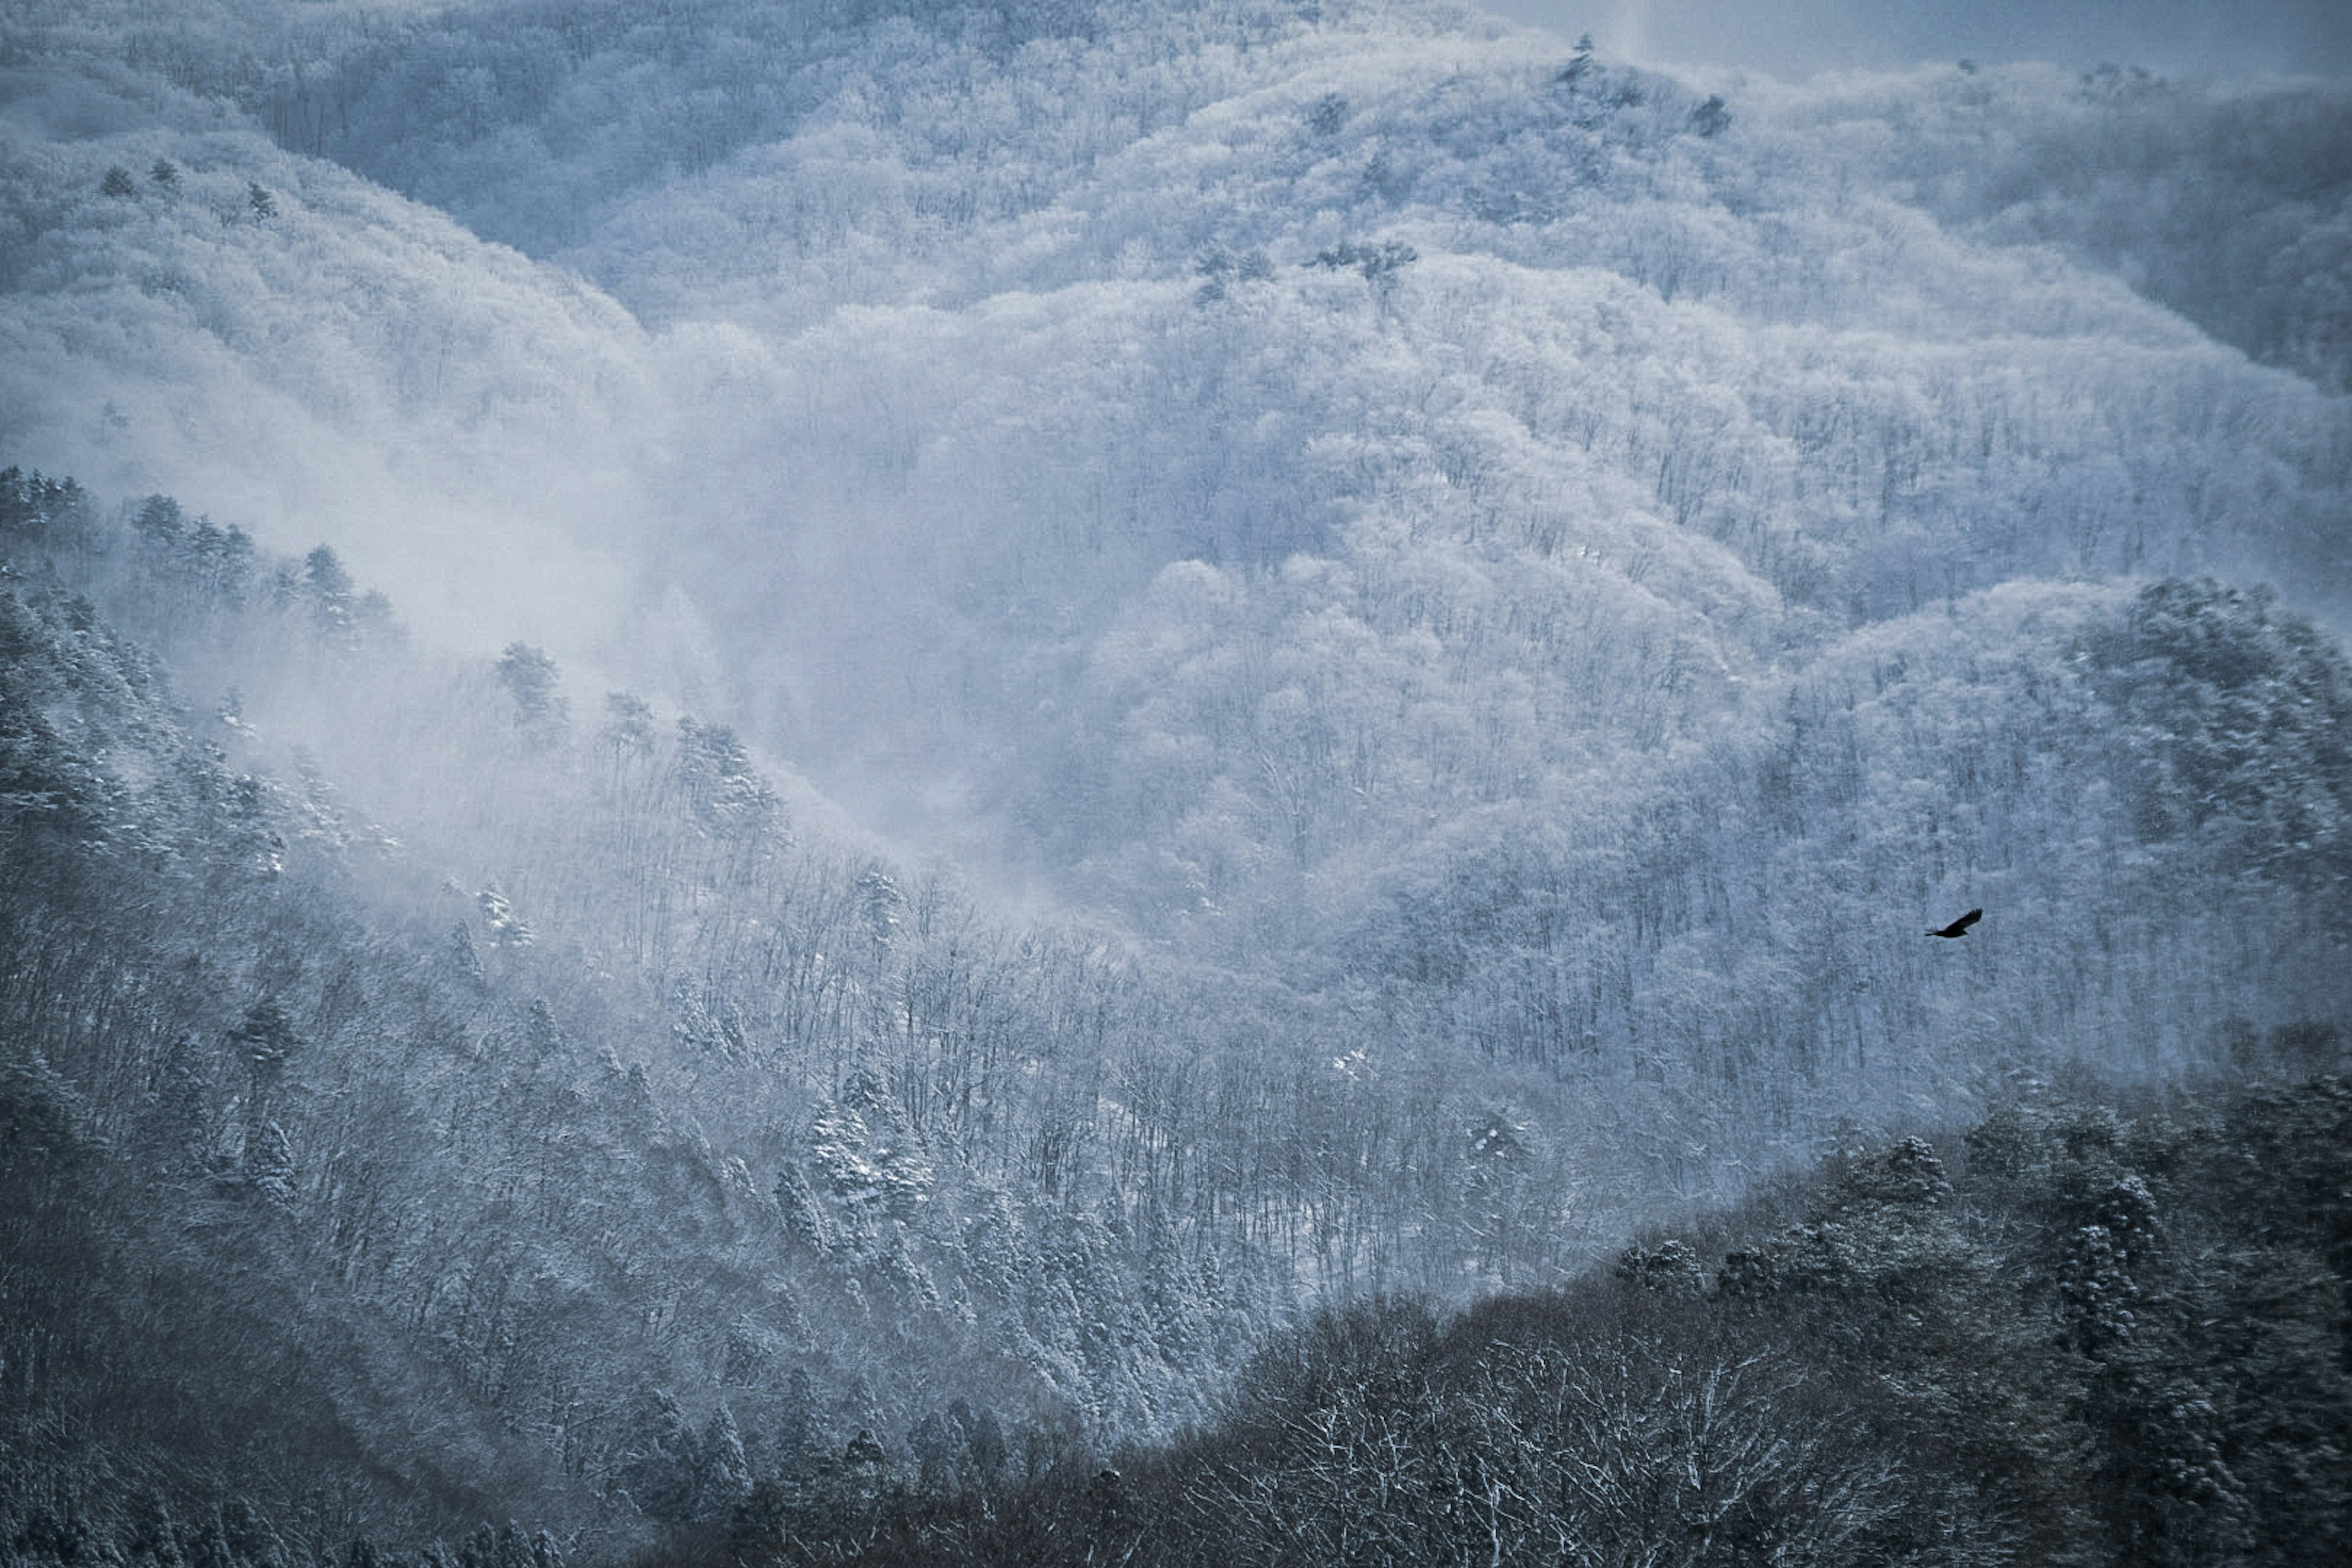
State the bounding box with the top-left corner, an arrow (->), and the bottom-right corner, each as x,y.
1928,908 -> 1983,938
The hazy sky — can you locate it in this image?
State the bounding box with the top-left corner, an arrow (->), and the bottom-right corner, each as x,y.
1481,1 -> 2352,78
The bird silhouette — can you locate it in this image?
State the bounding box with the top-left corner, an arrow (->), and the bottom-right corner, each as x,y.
1928,908 -> 1982,938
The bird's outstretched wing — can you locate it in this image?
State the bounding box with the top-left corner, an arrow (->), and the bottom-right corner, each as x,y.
1928,908 -> 1983,938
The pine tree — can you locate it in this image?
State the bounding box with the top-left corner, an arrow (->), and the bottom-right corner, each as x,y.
132,494 -> 185,551
698,1405 -> 751,1516
454,1523 -> 496,1568
448,921 -> 486,988
302,546 -> 353,639
491,1522 -> 532,1568
183,1509 -> 234,1568
600,691 -> 654,755
1558,34 -> 1596,86
189,521 -> 255,609
951,1400 -> 1007,1492
476,887 -> 533,951
616,1387 -> 699,1523
856,867 -> 903,950
908,1410 -> 956,1495
217,1498 -> 282,1568
841,1428 -> 888,1509
495,644 -> 567,746
233,997 -> 300,1114
775,1161 -> 829,1251
125,1494 -> 186,1568
148,1030 -> 213,1173
526,998 -> 560,1058
244,1120 -> 296,1208
775,1366 -> 824,1464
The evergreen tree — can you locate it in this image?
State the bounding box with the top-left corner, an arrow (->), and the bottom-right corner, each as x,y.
840,1429 -> 888,1510
599,692 -> 655,762
453,1523 -> 496,1568
216,1499 -> 281,1568
125,1496 -> 185,1568
952,1400 -> 1006,1493
697,1406 -> 751,1517
475,887 -> 533,951
616,1388 -> 699,1523
147,1030 -> 213,1174
907,1410 -> 956,1496
188,521 -> 255,609
132,495 -> 184,552
182,1510 -> 233,1568
489,1523 -> 532,1568
243,1120 -> 296,1208
233,997 -> 300,1114
301,546 -> 353,639
448,921 -> 486,988
775,1161 -> 829,1251
494,644 -> 566,745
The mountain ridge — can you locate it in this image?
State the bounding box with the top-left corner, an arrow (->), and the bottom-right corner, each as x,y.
2,1 -> 2349,1559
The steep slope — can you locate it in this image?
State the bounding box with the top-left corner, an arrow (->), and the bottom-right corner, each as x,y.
1,1 -> 2350,1558
591,21 -> 2352,973
7,469 -> 2344,1559
6,2 -> 2346,864
775,1072 -> 2352,1568
0,475 -> 1314,1551
1809,61 -> 2352,393
0,66 -> 658,646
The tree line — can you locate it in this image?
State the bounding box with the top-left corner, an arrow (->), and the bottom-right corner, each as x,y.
676,1063 -> 2351,1567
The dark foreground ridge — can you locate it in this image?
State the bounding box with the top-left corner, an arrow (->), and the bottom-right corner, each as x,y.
647,1063 -> 2352,1568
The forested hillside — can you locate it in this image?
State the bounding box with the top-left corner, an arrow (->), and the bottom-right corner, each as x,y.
1,470 -> 1310,1547
2,0 -> 2349,1562
717,1069 -> 2352,1567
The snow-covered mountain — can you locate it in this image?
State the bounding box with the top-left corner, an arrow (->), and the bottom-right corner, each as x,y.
2,0 -> 2347,1558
